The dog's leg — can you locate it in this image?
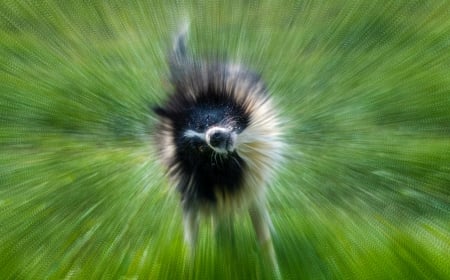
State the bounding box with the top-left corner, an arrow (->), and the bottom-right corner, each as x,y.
212,214 -> 236,247
182,207 -> 199,256
249,201 -> 281,278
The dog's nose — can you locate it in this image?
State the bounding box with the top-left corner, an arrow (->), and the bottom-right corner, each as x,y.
209,130 -> 230,148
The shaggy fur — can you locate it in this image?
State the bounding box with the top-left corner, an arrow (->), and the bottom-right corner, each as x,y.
152,26 -> 284,272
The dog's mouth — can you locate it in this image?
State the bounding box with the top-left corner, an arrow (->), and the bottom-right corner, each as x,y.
205,127 -> 237,154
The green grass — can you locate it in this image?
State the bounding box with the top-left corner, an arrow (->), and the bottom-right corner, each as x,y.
1,1 -> 449,279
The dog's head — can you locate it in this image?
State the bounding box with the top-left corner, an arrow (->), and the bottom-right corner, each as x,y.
154,89 -> 249,158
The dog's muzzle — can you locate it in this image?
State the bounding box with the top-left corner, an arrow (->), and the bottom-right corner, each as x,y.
205,127 -> 237,153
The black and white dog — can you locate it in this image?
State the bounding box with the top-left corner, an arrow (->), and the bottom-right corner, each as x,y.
153,25 -> 284,270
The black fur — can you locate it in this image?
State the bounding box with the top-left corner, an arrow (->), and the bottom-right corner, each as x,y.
155,84 -> 251,204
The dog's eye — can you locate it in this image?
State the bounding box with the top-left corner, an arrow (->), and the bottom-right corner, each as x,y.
197,144 -> 207,152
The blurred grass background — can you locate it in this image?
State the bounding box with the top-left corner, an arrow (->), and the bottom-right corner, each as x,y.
0,1 -> 449,279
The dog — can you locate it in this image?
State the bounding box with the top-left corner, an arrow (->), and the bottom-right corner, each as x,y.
152,24 -> 284,273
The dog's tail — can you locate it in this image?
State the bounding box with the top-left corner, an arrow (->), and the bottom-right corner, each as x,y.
173,22 -> 188,60
170,21 -> 190,70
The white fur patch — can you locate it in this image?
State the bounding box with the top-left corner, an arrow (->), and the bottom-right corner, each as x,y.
183,129 -> 205,140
